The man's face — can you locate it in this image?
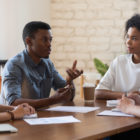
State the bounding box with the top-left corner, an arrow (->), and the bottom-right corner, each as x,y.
126,27 -> 140,55
29,29 -> 52,59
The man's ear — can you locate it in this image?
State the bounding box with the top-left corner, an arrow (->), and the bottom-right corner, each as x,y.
25,37 -> 32,46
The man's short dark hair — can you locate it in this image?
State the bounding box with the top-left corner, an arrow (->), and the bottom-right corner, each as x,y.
125,14 -> 140,35
22,21 -> 51,47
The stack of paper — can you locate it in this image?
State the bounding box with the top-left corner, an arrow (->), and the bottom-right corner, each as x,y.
97,110 -> 134,117
106,100 -> 119,107
45,106 -> 100,113
0,124 -> 18,132
111,108 -> 121,112
23,113 -> 38,119
24,116 -> 80,125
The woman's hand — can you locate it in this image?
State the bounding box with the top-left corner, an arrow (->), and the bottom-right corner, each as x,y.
12,103 -> 35,119
127,92 -> 140,105
117,96 -> 135,114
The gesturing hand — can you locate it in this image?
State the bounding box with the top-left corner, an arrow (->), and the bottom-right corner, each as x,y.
66,60 -> 83,84
53,86 -> 73,103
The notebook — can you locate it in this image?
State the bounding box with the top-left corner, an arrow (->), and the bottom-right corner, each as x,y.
0,124 -> 18,133
106,100 -> 119,107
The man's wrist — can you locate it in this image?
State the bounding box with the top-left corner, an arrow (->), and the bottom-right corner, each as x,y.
66,76 -> 72,85
66,80 -> 71,85
70,83 -> 75,101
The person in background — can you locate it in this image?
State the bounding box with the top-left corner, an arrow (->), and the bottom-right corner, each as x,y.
0,21 -> 83,108
0,103 -> 35,122
95,14 -> 140,100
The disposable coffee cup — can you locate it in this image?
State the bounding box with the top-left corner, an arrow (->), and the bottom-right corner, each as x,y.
83,83 -> 95,102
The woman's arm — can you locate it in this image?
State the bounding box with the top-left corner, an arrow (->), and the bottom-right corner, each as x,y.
0,112 -> 12,122
0,103 -> 35,122
95,89 -> 124,100
128,105 -> 140,117
0,104 -> 14,112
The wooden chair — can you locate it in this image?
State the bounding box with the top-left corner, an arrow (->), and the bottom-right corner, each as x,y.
0,60 -> 7,93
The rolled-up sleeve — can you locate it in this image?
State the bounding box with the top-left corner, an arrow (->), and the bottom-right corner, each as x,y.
2,60 -> 22,105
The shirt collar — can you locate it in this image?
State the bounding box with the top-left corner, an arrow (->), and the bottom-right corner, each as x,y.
24,49 -> 44,68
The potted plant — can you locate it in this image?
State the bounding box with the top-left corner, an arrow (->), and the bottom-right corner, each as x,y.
93,58 -> 109,77
93,58 -> 109,86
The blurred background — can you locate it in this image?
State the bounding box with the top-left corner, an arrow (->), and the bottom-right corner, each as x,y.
0,0 -> 140,95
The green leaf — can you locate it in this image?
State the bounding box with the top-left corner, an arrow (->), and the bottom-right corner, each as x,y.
93,58 -> 109,76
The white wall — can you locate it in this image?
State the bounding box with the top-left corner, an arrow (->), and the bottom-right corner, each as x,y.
50,0 -> 138,94
0,0 -> 50,59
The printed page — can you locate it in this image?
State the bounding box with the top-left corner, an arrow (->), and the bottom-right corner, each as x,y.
24,116 -> 80,125
23,113 -> 38,119
106,100 -> 120,107
0,124 -> 18,132
45,106 -> 100,113
97,110 -> 134,117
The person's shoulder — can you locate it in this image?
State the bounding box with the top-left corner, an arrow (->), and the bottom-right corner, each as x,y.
115,54 -> 130,61
5,51 -> 25,67
113,54 -> 130,66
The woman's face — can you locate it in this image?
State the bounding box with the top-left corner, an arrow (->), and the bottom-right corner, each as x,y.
125,27 -> 140,55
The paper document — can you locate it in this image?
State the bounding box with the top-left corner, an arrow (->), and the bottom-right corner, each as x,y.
23,113 -> 38,119
24,115 -> 80,125
97,110 -> 134,117
0,124 -> 18,133
106,100 -> 119,107
111,108 -> 121,112
46,106 -> 100,113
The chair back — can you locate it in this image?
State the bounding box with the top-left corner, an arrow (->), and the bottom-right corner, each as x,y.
0,60 -> 8,93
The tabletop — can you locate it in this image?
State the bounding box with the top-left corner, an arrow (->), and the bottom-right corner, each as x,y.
0,99 -> 140,140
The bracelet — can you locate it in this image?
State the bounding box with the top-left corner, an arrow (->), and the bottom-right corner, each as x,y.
6,111 -> 15,120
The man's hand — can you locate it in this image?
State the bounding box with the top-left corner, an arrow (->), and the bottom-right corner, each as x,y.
52,85 -> 75,103
66,60 -> 83,84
